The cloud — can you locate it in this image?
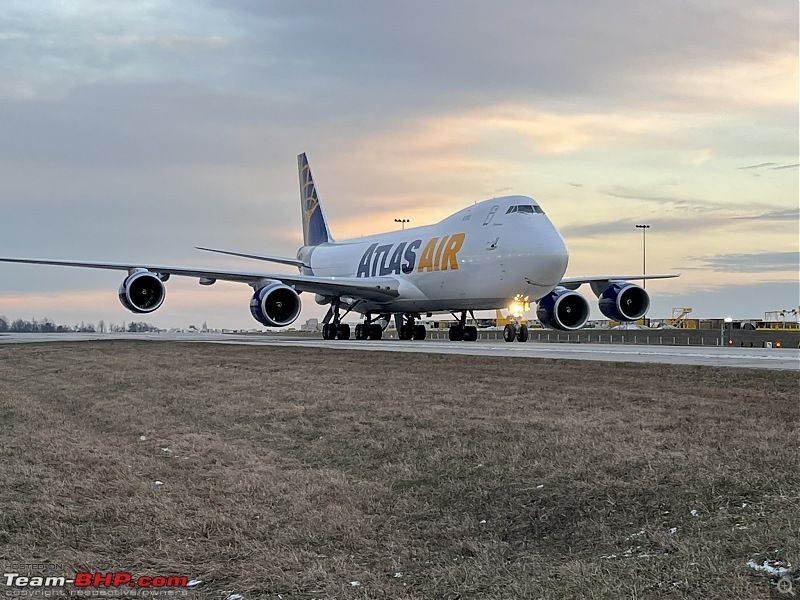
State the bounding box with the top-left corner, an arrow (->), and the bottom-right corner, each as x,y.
733,208 -> 800,222
738,162 -> 799,171
601,187 -> 797,220
738,162 -> 777,170
559,204 -> 798,239
683,251 -> 800,273
93,33 -> 230,49
603,188 -> 700,209
649,280 -> 800,319
0,1 -> 241,99
560,216 -> 729,239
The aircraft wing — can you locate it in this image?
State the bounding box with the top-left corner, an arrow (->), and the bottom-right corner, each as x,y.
0,257 -> 399,301
558,273 -> 678,291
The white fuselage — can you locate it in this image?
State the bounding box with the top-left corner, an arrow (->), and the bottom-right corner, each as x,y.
300,196 -> 570,315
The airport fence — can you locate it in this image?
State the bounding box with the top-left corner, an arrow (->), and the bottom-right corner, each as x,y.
418,328 -> 800,348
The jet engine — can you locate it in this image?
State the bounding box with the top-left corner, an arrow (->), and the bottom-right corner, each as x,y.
118,271 -> 166,314
250,282 -> 302,327
595,282 -> 649,322
536,287 -> 590,330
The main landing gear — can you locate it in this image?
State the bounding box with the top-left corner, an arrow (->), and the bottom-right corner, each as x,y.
448,311 -> 478,342
322,322 -> 349,340
503,322 -> 529,343
354,313 -> 383,340
321,299 -> 354,340
322,302 -> 385,340
397,314 -> 426,341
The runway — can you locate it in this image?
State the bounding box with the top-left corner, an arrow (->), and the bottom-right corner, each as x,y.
1,332 -> 798,370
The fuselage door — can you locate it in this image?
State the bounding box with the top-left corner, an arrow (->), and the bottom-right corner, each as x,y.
482,205 -> 499,226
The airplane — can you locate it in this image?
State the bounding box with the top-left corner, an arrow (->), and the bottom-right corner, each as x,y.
0,153 -> 677,342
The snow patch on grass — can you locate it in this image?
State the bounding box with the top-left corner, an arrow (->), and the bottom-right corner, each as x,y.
747,559 -> 792,578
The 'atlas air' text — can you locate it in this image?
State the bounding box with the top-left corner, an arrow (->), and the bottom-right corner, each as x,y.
356,233 -> 466,277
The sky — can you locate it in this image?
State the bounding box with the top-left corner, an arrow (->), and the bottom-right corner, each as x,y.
0,0 -> 798,330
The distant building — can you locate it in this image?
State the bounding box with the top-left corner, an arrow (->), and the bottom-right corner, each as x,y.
300,318 -> 320,332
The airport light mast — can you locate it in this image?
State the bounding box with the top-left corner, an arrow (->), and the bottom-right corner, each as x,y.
721,316 -> 733,346
635,224 -> 650,289
394,218 -> 410,230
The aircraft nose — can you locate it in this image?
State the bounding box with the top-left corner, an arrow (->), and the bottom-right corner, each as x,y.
528,225 -> 569,287
535,251 -> 569,286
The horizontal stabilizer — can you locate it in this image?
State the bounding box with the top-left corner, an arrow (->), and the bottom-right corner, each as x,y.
195,247 -> 307,269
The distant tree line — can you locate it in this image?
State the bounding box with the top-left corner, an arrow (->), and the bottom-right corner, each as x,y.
0,316 -> 160,334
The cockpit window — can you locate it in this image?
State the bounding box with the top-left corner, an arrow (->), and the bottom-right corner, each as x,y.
506,204 -> 544,215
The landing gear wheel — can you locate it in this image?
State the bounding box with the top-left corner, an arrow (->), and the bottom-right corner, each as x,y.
413,325 -> 427,340
354,324 -> 367,340
463,325 -> 478,342
336,323 -> 351,340
399,324 -> 413,340
368,324 -> 383,340
516,324 -> 529,343
322,323 -> 336,340
449,325 -> 465,341
503,324 -> 517,343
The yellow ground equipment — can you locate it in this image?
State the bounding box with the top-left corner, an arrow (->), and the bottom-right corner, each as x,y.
669,307 -> 693,328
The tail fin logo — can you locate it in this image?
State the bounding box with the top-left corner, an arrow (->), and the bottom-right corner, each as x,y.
298,153 -> 332,247
304,195 -> 319,218
300,158 -> 320,218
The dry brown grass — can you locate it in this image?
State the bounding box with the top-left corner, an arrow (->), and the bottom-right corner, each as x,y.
0,341 -> 797,599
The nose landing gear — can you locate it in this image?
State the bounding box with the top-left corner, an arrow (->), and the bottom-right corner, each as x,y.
503,322 -> 529,343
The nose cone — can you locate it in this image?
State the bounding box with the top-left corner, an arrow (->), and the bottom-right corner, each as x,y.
529,222 -> 569,287
537,249 -> 569,286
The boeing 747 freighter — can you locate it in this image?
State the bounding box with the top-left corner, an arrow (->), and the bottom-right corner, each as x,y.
0,154 -> 677,342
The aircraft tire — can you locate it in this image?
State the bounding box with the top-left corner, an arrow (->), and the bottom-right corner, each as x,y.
322,324 -> 335,340
413,325 -> 427,340
503,324 -> 517,343
369,324 -> 383,340
516,324 -> 529,343
336,323 -> 351,340
463,325 -> 478,341
354,324 -> 367,340
448,325 -> 464,341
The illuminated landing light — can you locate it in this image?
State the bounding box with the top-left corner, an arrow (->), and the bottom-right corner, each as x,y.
508,293 -> 531,318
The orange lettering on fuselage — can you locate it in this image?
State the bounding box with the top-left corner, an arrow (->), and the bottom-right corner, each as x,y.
417,237 -> 439,272
440,233 -> 465,270
432,235 -> 450,271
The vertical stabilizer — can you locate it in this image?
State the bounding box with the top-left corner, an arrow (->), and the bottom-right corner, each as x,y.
298,153 -> 334,246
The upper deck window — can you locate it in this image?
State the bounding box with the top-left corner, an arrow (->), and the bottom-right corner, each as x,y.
506,204 -> 544,214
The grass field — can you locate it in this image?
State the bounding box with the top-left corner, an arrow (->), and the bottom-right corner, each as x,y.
1,341 -> 797,599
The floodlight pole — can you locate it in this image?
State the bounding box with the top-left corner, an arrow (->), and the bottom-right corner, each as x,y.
635,224 -> 650,289
721,317 -> 732,346
394,218 -> 410,230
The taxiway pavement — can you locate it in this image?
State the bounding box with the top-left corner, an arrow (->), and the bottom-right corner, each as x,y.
1,332 -> 797,370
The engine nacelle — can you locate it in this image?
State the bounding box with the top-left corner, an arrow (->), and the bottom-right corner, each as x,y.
250,283 -> 301,327
118,271 -> 166,314
536,287 -> 590,331
597,282 -> 650,321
